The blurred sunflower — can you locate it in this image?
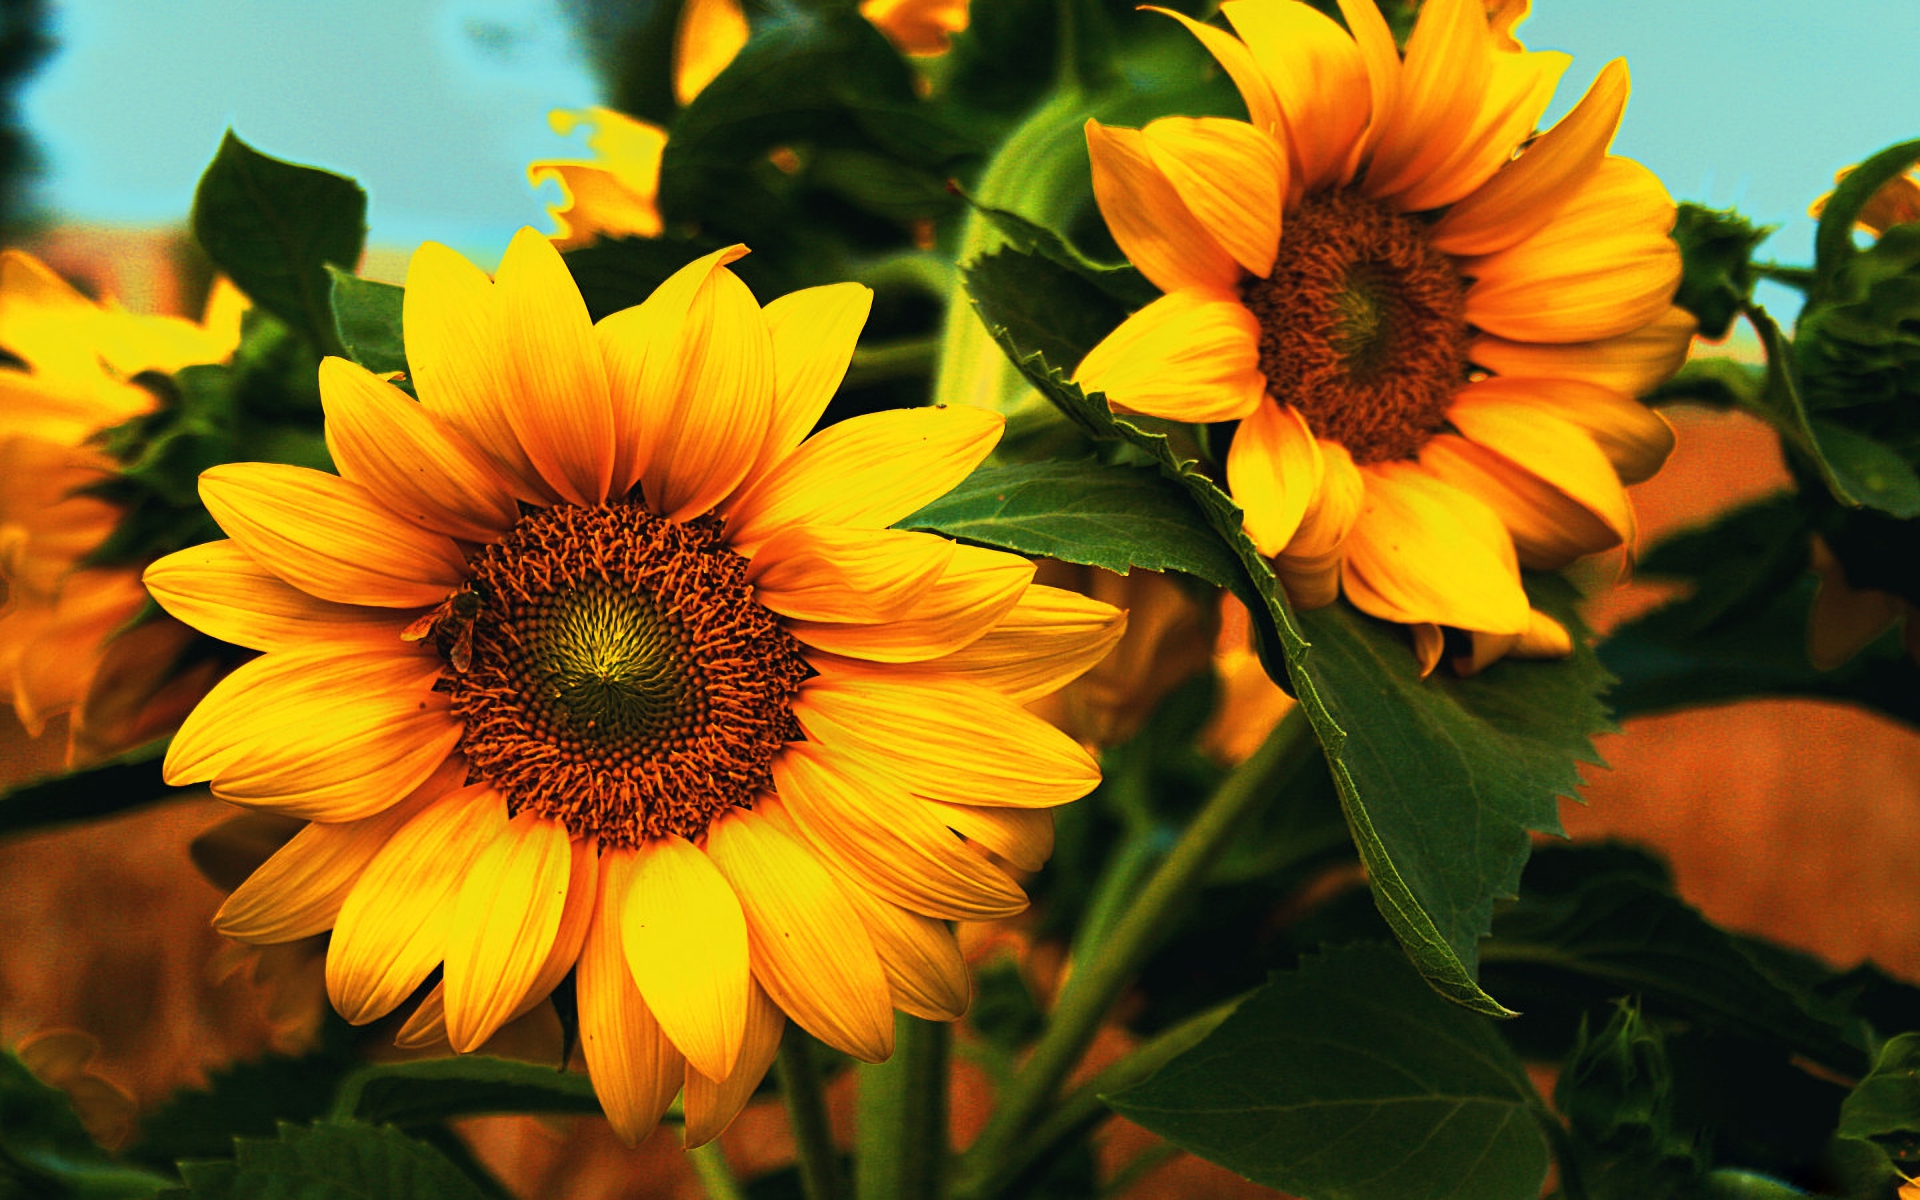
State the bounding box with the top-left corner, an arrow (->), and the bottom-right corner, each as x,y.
144,229 -> 1123,1146
1074,0 -> 1692,660
531,0 -> 968,248
0,251 -> 245,759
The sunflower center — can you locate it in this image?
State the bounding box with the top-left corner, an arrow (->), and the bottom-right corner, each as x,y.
438,503 -> 808,847
1239,188 -> 1470,464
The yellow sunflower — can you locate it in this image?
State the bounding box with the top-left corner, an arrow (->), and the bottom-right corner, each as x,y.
143,230 -> 1124,1146
529,108 -> 669,252
1072,0 -> 1694,658
0,251 -> 245,756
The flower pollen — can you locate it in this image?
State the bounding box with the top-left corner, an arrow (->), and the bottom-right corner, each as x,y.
443,503 -> 808,847
1240,189 -> 1470,464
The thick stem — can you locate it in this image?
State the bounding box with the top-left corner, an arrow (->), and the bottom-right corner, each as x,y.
952,707 -> 1316,1200
854,1014 -> 951,1200
778,1031 -> 845,1200
688,1141 -> 748,1200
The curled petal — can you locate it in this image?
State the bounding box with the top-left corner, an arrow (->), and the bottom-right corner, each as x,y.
1074,288 -> 1266,424
1085,120 -> 1240,294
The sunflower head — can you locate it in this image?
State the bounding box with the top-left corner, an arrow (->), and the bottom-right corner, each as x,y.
1074,0 -> 1693,667
147,229 -> 1124,1146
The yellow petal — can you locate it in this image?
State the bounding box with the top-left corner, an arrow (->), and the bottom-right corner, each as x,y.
578,848 -> 686,1145
443,813 -> 575,1052
529,162 -> 663,251
1487,0 -> 1531,50
1363,0 -> 1494,202
1337,0 -> 1400,173
789,542 -> 1033,663
871,583 -> 1127,702
1274,439 -> 1363,609
326,784 -> 506,1025
1418,433 -> 1619,569
752,283 -> 873,479
1429,58 -> 1629,257
927,800 -> 1054,872
494,227 -> 613,505
403,241 -> 545,499
1463,157 -> 1680,343
393,983 -> 449,1050
198,463 -> 468,608
1470,305 -> 1696,407
860,0 -> 968,55
1139,116 -> 1284,277
1084,119 -> 1240,295
318,356 -> 519,543
164,646 -> 460,821
144,540 -> 409,652
1411,622 -> 1446,677
703,803 -> 895,1062
793,673 -> 1100,808
1449,387 -> 1639,535
1072,287 -> 1266,424
1340,462 -> 1530,634
1389,48 -> 1569,213
1221,0 -> 1370,193
682,980 -> 784,1148
837,879 -> 970,1021
774,742 -> 1028,920
622,834 -> 752,1082
749,526 -> 955,624
1228,401 -> 1323,556
598,245 -> 751,497
674,0 -> 749,106
1457,607 -> 1572,676
723,405 -> 1003,554
1147,7 -> 1281,137
214,757 -> 462,942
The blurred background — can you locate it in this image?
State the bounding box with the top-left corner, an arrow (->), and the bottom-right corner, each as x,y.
3,2 -> 1919,1197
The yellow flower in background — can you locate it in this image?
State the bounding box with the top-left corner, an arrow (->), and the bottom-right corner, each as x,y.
676,0 -> 968,104
1810,165 -> 1920,237
0,251 -> 244,757
143,229 -> 1120,1146
529,108 -> 669,252
1074,0 -> 1692,662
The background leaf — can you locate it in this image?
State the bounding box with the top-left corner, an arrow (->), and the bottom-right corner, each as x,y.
190,131 -> 367,356
176,1121 -> 489,1199
329,1056 -> 602,1128
326,269 -> 408,379
0,739 -> 185,838
1107,943 -> 1551,1200
0,1050 -> 176,1198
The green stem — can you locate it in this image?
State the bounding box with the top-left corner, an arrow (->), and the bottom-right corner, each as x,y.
952,707 -> 1316,1200
689,1140 -> 749,1200
847,336 -> 941,387
778,1030 -> 845,1200
854,1014 -> 951,1200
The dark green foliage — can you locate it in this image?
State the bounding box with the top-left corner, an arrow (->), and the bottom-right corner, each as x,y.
170,1121 -> 490,1199
328,1056 -> 602,1127
1554,1004 -> 1709,1200
1674,204 -> 1774,340
325,269 -> 407,379
0,739 -> 181,837
0,1049 -> 177,1197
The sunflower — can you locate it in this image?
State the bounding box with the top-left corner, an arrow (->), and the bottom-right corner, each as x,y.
529,108 -> 669,252
1072,0 -> 1693,661
143,230 -> 1124,1146
0,251 -> 245,755
677,0 -> 967,103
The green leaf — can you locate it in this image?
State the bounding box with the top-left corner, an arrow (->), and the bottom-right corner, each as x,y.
1839,1032 -> 1920,1141
1812,137 -> 1920,300
329,1056 -> 601,1128
1553,1002 -> 1708,1200
958,248 -> 1136,378
190,132 -> 366,356
1673,204 -> 1773,340
899,460 -> 1245,583
0,1050 -> 177,1198
966,244 -> 1614,1016
1106,943 -> 1551,1200
178,1121 -> 489,1199
130,1052 -> 349,1169
0,739 -> 185,839
326,269 -> 407,379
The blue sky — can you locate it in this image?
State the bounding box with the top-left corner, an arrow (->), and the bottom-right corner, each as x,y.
20,0 -> 1920,314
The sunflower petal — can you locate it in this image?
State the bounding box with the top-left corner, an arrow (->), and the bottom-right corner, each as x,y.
1221,0 -> 1370,193
1229,401 -> 1323,556
1470,305 -> 1696,406
748,526 -> 956,624
927,800 -> 1054,872
495,227 -> 613,505
703,803 -> 895,1063
1073,288 -> 1266,423
1140,116 -> 1285,277
199,463 -> 468,608
872,583 -> 1127,702
622,834 -> 752,1083
1274,439 -> 1363,609
1464,157 -> 1680,343
682,980 -> 784,1148
319,356 -> 520,542
1364,0 -> 1494,202
775,742 -> 1028,920
1337,0 -> 1400,170
326,784 -> 506,1025
443,813 -> 575,1052
144,540 -> 410,652
838,880 -> 969,1021
726,407 -> 1004,553
1418,433 -> 1618,569
1390,48 -> 1570,213
1085,119 -> 1240,294
1342,463 -> 1529,634
1449,389 -> 1638,538
1429,58 -> 1629,256
794,674 -> 1099,807
674,0 -> 749,105
1147,7 -> 1281,137
787,544 -> 1033,663
752,283 -> 873,478
578,848 -> 686,1145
